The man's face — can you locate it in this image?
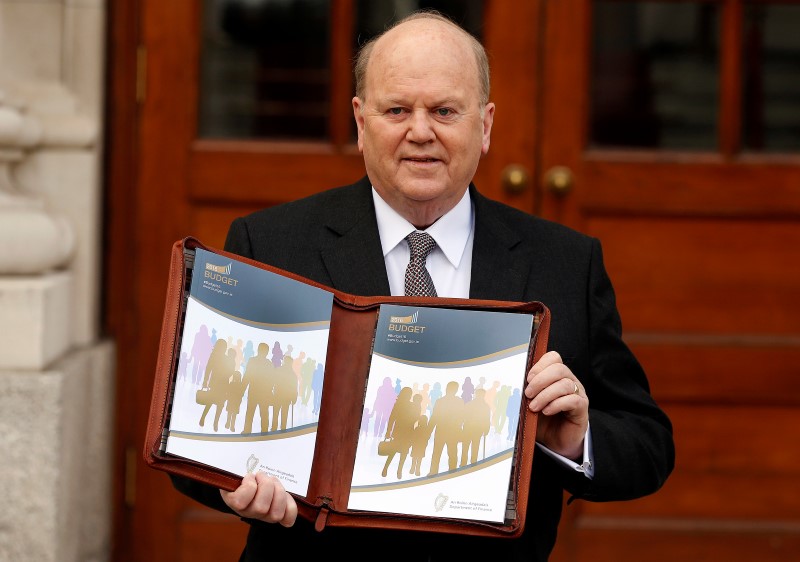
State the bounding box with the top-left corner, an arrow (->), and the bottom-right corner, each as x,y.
353,20 -> 494,228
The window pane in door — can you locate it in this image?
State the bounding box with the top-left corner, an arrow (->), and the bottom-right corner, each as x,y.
198,0 -> 331,140
354,1 -> 483,42
351,1 -> 484,141
591,1 -> 720,150
743,3 -> 800,153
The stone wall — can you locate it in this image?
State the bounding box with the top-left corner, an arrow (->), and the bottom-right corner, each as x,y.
0,1 -> 113,561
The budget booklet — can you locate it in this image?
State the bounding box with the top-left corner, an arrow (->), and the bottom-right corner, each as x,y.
147,237 -> 552,537
348,304 -> 534,523
163,247 -> 334,496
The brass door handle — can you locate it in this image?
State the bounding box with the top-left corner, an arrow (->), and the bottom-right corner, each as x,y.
543,166 -> 574,196
502,164 -> 530,195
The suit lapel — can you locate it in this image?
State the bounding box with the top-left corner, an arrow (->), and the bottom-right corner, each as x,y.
319,178 -> 391,296
315,181 -> 534,301
469,186 -> 531,302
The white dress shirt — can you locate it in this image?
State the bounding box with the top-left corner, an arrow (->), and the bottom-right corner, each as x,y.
371,187 -> 594,478
373,187 -> 474,298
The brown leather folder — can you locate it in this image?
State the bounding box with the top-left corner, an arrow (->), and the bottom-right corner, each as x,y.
144,237 -> 551,538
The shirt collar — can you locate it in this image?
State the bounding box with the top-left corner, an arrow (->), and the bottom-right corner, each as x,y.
372,188 -> 473,268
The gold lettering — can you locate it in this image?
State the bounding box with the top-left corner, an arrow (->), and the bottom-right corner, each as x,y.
204,270 -> 239,286
388,323 -> 425,333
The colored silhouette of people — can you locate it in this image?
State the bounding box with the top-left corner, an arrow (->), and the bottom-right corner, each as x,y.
360,407 -> 374,436
484,380 -> 500,423
270,341 -> 284,369
461,376 -> 474,403
177,350 -> 189,382
505,387 -> 522,441
428,381 -> 442,415
189,324 -> 212,386
241,340 -> 255,370
493,384 -> 512,434
380,387 -> 419,479
372,376 -> 396,437
241,342 -> 274,434
311,362 -> 324,415
199,339 -> 232,432
461,387 -> 491,466
300,356 -> 315,406
272,353 -> 298,431
292,350 -> 306,391
427,381 -> 465,475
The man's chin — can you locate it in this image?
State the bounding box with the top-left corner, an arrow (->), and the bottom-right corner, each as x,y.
395,177 -> 452,202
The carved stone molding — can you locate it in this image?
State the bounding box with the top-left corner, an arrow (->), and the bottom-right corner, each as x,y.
0,89 -> 76,274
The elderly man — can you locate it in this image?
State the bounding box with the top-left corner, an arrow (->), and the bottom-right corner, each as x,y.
171,10 -> 674,561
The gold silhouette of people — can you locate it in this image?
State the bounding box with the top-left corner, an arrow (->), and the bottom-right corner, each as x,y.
461,387 -> 491,466
380,387 -> 419,479
272,353 -> 298,431
225,368 -> 245,432
427,381 -> 465,476
241,342 -> 274,434
300,356 -> 316,406
409,413 -> 431,477
198,339 -> 234,432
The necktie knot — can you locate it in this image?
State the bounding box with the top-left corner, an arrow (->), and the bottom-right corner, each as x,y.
406,231 -> 437,261
404,231 -> 438,297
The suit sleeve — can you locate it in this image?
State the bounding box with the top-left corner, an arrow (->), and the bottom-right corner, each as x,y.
224,217 -> 255,259
564,238 -> 675,502
169,473 -> 236,514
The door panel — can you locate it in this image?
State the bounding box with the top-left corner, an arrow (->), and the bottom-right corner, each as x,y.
188,143 -> 366,203
189,206 -> 255,248
635,343 -> 800,405
177,512 -> 249,562
540,1 -> 800,560
574,529 -> 800,562
591,217 -> 800,332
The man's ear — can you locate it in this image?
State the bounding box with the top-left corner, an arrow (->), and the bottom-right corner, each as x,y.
481,102 -> 495,155
352,97 -> 365,152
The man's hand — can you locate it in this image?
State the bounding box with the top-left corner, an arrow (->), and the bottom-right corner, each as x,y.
525,351 -> 589,461
221,472 -> 298,527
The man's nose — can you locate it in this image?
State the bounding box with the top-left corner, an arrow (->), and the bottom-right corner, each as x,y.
405,110 -> 435,143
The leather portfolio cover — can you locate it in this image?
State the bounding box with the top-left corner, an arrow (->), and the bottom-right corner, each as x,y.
144,237 -> 551,538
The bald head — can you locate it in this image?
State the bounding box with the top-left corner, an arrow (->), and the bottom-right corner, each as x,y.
354,11 -> 490,106
350,10 -> 495,228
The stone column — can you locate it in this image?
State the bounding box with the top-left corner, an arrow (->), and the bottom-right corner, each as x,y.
0,94 -> 74,364
0,2 -> 113,561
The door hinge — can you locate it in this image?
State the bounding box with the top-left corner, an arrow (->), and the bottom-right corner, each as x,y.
125,445 -> 137,508
136,45 -> 147,104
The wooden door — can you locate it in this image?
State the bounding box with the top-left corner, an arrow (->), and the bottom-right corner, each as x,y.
540,1 -> 800,560
106,1 -> 800,561
107,2 -> 543,561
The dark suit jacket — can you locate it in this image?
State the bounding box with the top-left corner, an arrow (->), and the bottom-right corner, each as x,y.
171,176 -> 674,562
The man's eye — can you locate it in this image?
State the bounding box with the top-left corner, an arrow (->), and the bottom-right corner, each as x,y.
388,107 -> 404,115
435,108 -> 453,117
